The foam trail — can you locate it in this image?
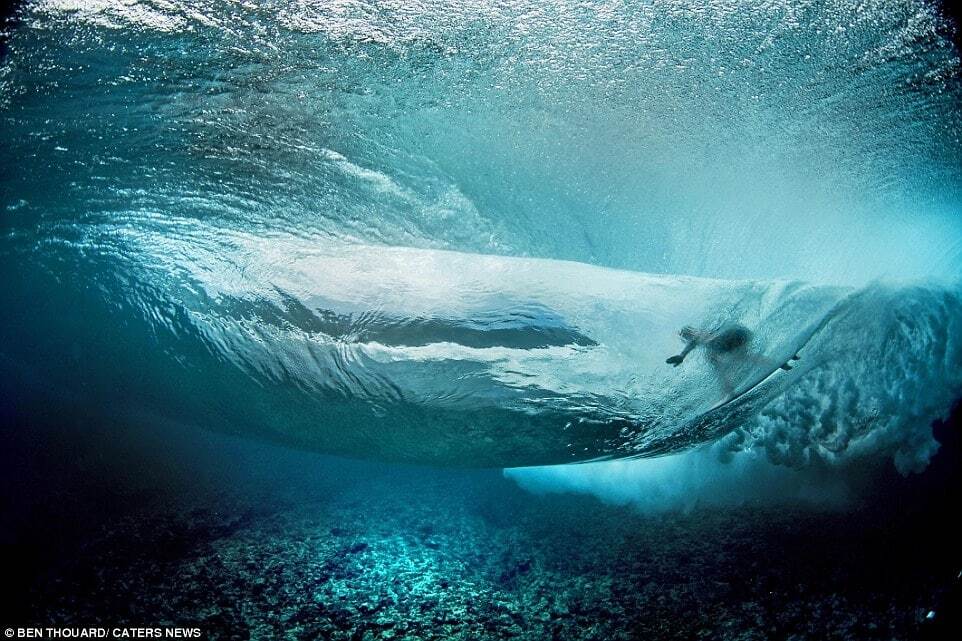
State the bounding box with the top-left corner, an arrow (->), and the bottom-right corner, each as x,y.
505,445 -> 853,512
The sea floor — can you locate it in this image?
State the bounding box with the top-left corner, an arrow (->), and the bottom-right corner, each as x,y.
8,455 -> 960,641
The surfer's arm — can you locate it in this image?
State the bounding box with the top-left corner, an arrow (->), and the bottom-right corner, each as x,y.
666,340 -> 697,366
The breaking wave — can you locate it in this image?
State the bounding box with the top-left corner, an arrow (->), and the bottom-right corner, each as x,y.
1,0 -> 961,470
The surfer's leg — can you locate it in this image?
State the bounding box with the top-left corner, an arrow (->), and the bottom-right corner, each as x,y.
720,375 -> 735,399
708,357 -> 735,400
742,351 -> 788,371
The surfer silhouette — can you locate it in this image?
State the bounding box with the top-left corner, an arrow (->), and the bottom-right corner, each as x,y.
666,322 -> 799,398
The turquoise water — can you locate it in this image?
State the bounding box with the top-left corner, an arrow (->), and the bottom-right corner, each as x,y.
4,2 -> 962,638
2,0 -> 961,472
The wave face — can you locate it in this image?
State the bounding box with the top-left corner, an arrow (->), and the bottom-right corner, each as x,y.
1,1 -> 961,468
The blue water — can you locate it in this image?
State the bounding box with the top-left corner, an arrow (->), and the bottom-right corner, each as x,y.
2,0 -> 962,473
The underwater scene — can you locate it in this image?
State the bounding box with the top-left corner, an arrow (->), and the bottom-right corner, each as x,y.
1,0 -> 962,638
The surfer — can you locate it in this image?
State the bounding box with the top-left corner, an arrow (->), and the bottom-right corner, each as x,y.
666,323 -> 780,367
666,322 -> 799,398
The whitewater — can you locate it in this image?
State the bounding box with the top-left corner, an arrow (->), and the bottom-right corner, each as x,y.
2,0 -> 961,472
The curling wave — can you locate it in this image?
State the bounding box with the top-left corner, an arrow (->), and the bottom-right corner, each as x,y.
1,0 -> 961,469
2,229 -> 960,467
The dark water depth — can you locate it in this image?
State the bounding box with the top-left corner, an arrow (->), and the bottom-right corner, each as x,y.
2,399 -> 961,639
